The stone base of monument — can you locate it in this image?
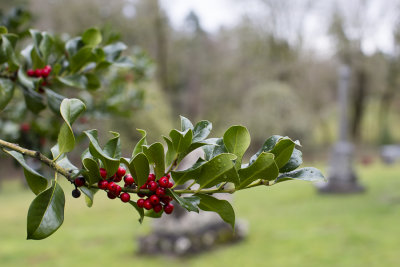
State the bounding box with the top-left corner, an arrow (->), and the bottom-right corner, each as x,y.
137,207 -> 248,256
316,141 -> 365,194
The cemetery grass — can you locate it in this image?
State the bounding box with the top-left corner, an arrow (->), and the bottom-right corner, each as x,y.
1,162 -> 400,267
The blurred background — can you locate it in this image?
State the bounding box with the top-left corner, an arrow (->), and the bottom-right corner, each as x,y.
1,0 -> 400,266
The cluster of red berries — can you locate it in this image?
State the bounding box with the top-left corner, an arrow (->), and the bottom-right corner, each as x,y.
95,167 -> 175,215
136,173 -> 174,214
27,65 -> 52,79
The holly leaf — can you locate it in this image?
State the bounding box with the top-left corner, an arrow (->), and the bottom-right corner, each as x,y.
192,120 -> 212,142
80,187 -> 98,207
46,89 -> 65,115
129,200 -> 145,223
57,98 -> 86,155
203,138 -> 227,161
238,152 -> 279,189
167,189 -> 200,212
82,28 -> 102,46
103,131 -> 121,159
276,167 -> 326,183
195,193 -> 235,229
280,148 -> 302,173
180,115 -> 193,131
4,150 -> 48,195
27,181 -> 65,240
0,78 -> 14,111
121,153 -> 149,188
132,129 -> 147,158
223,125 -> 250,169
142,142 -> 165,180
82,157 -> 102,185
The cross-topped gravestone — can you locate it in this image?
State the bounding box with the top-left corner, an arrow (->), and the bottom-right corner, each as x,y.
318,65 -> 364,193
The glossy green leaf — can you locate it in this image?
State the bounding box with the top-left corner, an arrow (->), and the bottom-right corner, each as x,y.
132,129 -> 147,158
203,138 -> 227,161
171,158 -> 206,185
4,150 -> 48,195
20,87 -> 46,114
57,74 -> 88,89
85,73 -> 100,90
280,148 -> 303,173
196,153 -> 239,189
27,181 -> 65,240
57,98 -> 86,154
192,120 -> 212,142
121,153 -> 149,188
84,129 -> 120,176
168,189 -> 200,212
144,208 -> 162,219
103,42 -> 127,62
249,135 -> 282,164
276,167 -> 326,183
17,67 -> 40,89
129,200 -> 145,223
163,136 -> 176,167
38,32 -> 53,62
270,138 -> 297,169
70,46 -> 93,72
0,26 -> 7,34
82,158 -> 102,185
195,193 -> 235,229
238,152 -> 279,189
223,125 -> 250,169
0,78 -> 14,111
2,35 -> 19,70
50,145 -> 79,175
180,115 -> 193,131
142,142 -> 165,180
46,89 -> 65,115
170,129 -> 193,154
29,29 -> 43,56
82,28 -> 102,46
80,187 -> 98,207
66,37 -> 84,57
103,131 -> 121,159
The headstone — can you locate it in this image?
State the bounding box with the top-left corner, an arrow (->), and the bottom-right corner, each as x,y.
137,149 -> 248,256
318,65 -> 364,193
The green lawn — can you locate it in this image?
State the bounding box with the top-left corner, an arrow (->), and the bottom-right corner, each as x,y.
1,162 -> 400,267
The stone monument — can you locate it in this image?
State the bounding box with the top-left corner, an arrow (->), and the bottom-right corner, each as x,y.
318,65 -> 364,193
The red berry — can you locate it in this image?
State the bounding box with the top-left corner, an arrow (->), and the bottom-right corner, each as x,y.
113,185 -> 122,196
107,191 -> 117,199
27,69 -> 35,76
116,166 -> 126,178
143,199 -> 152,210
98,180 -> 108,190
150,195 -> 160,205
164,203 -> 174,214
158,177 -> 169,188
167,181 -> 174,188
124,174 -> 135,185
99,168 -> 107,178
35,69 -> 43,77
113,174 -> 122,183
107,181 -> 117,191
120,192 -> 130,203
137,199 -> 145,208
138,193 -> 146,198
44,65 -> 52,70
74,177 -> 85,187
147,173 -> 156,182
160,196 -> 172,204
20,123 -> 30,132
148,181 -> 158,191
42,68 -> 50,77
166,173 -> 171,178
156,187 -> 165,196
153,204 -> 162,213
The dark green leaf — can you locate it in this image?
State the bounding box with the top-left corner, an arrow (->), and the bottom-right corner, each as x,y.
85,73 -> 100,90
163,136 -> 176,167
203,138 -> 227,161
57,74 -> 88,89
121,153 -> 149,188
57,98 -> 86,154
167,189 -> 200,212
103,131 -> 121,159
223,125 -> 250,169
38,32 -> 53,62
80,187 -> 98,207
0,26 -> 7,34
171,158 -> 205,185
0,78 -> 14,111
27,181 -> 65,240
170,129 -> 193,154
2,35 -> 19,70
195,193 -> 235,229
132,129 -> 147,158
84,129 -> 120,175
196,153 -> 239,189
4,150 -> 48,195
82,158 -> 102,185
238,152 -> 279,189
46,89 -> 65,115
276,167 -> 326,183
103,42 -> 127,62
70,46 -> 93,72
20,85 -> 46,114
142,142 -> 165,180
280,148 -> 302,173
65,37 -> 84,57
270,138 -> 297,169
